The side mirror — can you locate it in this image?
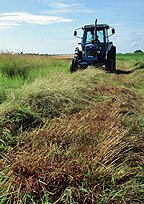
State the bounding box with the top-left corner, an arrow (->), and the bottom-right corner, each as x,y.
74,30 -> 77,36
112,28 -> 115,34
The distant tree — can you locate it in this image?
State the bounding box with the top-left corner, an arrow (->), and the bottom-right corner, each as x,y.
134,50 -> 143,53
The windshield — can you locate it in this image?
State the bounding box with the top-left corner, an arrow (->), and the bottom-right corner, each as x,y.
85,29 -> 105,43
86,30 -> 94,43
97,30 -> 104,43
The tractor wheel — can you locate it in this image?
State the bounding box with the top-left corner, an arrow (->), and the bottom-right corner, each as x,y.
105,58 -> 113,72
107,46 -> 116,72
70,59 -> 78,73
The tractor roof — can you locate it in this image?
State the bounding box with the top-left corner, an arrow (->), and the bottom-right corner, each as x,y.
83,24 -> 110,29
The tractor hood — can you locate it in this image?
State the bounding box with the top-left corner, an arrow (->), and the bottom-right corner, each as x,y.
84,43 -> 99,50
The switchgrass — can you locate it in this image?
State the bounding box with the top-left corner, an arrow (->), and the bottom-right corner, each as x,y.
0,53 -> 144,203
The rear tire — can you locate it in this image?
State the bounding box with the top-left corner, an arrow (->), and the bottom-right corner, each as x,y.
107,46 -> 116,72
70,59 -> 78,73
105,58 -> 113,72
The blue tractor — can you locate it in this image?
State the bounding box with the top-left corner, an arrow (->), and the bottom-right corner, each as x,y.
70,19 -> 116,73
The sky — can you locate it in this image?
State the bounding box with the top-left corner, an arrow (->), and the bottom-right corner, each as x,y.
0,0 -> 144,54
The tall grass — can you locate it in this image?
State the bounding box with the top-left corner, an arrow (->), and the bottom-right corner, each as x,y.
0,54 -> 70,105
0,53 -> 69,81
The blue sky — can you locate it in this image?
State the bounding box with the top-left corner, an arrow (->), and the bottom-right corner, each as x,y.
0,0 -> 144,54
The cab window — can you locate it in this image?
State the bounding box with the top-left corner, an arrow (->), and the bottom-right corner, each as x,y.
86,30 -> 94,43
97,30 -> 104,43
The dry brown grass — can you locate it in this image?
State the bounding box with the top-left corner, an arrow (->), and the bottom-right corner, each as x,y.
2,85 -> 143,203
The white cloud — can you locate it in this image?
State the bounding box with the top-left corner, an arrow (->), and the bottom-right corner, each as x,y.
0,21 -> 19,30
38,0 -> 94,14
50,2 -> 81,9
130,42 -> 137,47
51,2 -> 70,8
0,12 -> 73,30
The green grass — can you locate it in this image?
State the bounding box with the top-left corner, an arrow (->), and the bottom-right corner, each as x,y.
0,54 -> 70,105
0,53 -> 69,81
117,53 -> 144,62
0,53 -> 144,203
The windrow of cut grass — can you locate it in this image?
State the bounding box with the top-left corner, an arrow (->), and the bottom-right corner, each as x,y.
0,54 -> 144,203
1,85 -> 144,203
0,69 -> 116,153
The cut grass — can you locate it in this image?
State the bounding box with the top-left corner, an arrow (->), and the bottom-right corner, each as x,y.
0,69 -> 112,154
1,87 -> 143,203
0,53 -> 144,203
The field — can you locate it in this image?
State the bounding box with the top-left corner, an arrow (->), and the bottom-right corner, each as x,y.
0,53 -> 144,203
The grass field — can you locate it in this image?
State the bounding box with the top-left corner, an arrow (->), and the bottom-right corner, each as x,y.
0,53 -> 144,203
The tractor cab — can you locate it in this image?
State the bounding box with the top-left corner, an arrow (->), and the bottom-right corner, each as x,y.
82,24 -> 110,44
70,20 -> 116,73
